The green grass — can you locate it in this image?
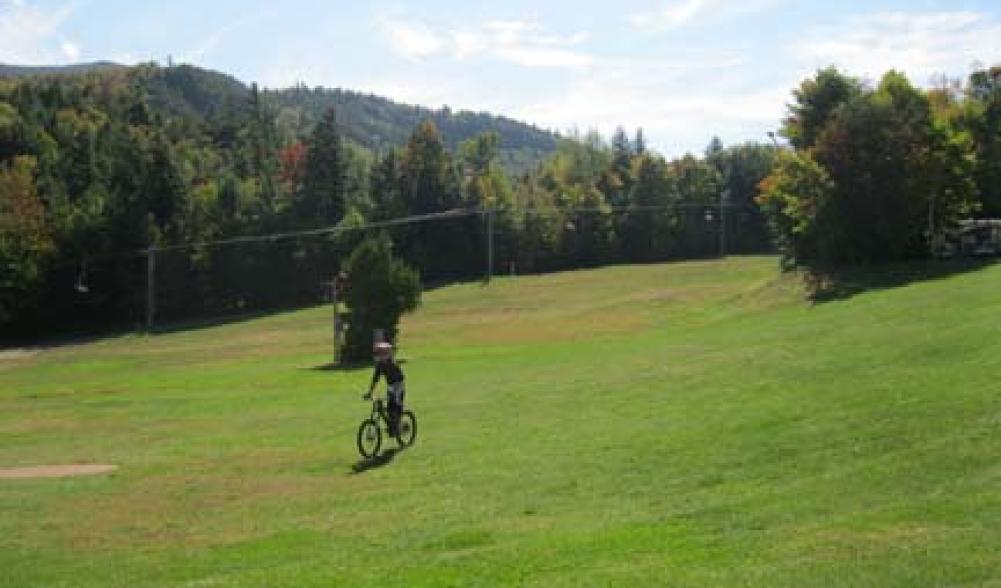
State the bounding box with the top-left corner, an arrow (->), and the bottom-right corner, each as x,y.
2,256 -> 1000,587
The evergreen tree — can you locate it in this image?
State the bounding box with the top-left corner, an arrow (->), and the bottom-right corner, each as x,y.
402,119 -> 460,214
705,136 -> 724,158
298,107 -> 347,225
633,128 -> 647,155
610,125 -> 634,203
143,130 -> 187,243
341,233 -> 421,362
370,148 -> 405,221
398,120 -> 469,278
243,83 -> 279,218
621,155 -> 677,261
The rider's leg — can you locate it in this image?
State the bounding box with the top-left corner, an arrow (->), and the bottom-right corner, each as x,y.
388,383 -> 405,436
387,383 -> 399,436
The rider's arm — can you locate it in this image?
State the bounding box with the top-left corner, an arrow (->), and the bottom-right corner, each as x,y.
366,364 -> 382,396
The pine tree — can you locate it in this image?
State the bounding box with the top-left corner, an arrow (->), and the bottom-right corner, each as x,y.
298,107 -> 347,225
621,155 -> 677,261
243,83 -> 279,217
370,148 -> 405,221
402,119 -> 459,214
399,120 -> 469,278
341,233 -> 421,362
608,126 -> 635,207
633,128 -> 646,155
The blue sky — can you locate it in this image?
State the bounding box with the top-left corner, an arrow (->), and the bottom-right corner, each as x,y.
2,0 -> 999,157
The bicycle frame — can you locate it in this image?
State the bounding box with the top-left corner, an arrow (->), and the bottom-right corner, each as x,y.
370,398 -> 391,427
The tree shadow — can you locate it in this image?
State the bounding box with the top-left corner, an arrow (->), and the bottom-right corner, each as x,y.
350,447 -> 403,475
2,304 -> 318,351
808,258 -> 997,303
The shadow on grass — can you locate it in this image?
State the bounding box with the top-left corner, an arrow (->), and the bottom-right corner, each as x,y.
350,447 -> 403,475
308,361 -> 369,373
0,305 -> 315,351
307,357 -> 406,373
808,258 -> 997,303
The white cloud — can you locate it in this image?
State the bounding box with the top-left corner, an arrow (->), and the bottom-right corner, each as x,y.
315,50 -> 760,156
0,0 -> 81,64
378,16 -> 592,69
451,30 -> 485,59
794,11 -> 1001,84
630,0 -> 708,30
180,9 -> 275,65
511,56 -> 785,155
629,0 -> 781,32
60,39 -> 79,60
496,45 -> 592,68
378,19 -> 446,61
473,20 -> 593,68
364,12 -> 778,156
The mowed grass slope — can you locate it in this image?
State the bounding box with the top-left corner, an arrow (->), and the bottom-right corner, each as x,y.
1,256 -> 999,587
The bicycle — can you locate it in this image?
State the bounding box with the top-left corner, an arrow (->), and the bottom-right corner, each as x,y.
356,394 -> 417,459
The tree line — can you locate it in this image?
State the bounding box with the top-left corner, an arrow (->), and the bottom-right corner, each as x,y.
760,65 -> 1001,270
7,61 -> 996,339
0,63 -> 778,339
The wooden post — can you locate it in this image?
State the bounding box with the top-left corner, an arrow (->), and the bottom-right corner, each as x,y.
928,192 -> 936,257
486,208 -> 494,283
332,272 -> 347,365
145,247 -> 156,332
719,190 -> 728,258
331,279 -> 339,365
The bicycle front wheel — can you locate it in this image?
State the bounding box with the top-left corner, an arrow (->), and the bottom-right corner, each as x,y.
357,418 -> 382,458
396,410 -> 417,447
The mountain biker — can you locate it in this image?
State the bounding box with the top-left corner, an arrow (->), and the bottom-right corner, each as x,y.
364,341 -> 405,436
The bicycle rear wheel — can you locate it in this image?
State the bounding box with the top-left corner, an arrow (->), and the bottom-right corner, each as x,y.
357,418 -> 382,458
396,410 -> 417,447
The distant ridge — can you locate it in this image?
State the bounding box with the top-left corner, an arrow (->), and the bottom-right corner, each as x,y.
0,61 -> 558,172
0,61 -> 126,78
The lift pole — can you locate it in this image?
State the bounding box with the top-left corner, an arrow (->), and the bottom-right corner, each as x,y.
485,208 -> 494,283
145,247 -> 156,332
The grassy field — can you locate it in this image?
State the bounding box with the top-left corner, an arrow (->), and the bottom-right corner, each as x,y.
2,256 -> 1000,587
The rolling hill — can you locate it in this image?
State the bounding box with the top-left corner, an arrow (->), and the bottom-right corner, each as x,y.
1,256 -> 999,586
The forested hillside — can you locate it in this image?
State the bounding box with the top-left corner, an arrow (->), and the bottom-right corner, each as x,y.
0,62 -> 125,78
267,86 -> 557,173
1,61 -> 998,340
0,63 -> 557,172
0,61 -> 778,339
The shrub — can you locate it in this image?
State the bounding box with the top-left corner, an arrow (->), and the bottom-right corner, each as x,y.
341,233 -> 421,363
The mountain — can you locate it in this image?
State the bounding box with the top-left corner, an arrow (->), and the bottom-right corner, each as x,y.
266,85 -> 558,173
0,62 -> 557,172
0,61 -> 126,78
135,63 -> 253,122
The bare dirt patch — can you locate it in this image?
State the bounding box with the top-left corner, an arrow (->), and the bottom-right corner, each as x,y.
0,348 -> 41,361
0,464 -> 117,479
